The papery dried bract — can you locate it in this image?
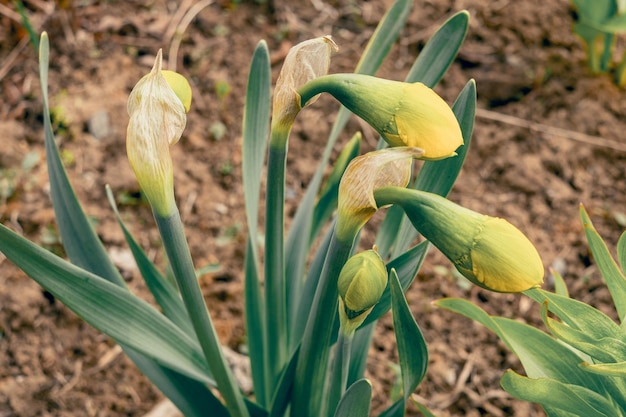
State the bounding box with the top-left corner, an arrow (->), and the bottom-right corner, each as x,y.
272,36 -> 338,130
336,147 -> 423,241
127,50 -> 187,216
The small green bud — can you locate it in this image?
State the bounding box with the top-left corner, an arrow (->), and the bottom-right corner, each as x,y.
374,187 -> 544,293
126,50 -> 186,216
337,248 -> 388,334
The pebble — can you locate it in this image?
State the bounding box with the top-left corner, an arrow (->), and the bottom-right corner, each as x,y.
87,110 -> 111,140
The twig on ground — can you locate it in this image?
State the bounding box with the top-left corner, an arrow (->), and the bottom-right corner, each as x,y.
476,108 -> 626,153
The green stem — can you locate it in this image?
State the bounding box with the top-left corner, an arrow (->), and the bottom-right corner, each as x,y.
326,330 -> 354,417
291,230 -> 355,417
155,209 -> 249,417
298,75 -> 336,107
264,128 -> 290,396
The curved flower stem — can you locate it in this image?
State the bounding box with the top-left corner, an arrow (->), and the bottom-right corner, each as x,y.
155,209 -> 249,417
264,127 -> 290,394
291,230 -> 356,417
325,330 -> 354,417
298,75 -> 336,107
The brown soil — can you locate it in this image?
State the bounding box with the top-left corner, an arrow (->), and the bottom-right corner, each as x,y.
1,0 -> 625,416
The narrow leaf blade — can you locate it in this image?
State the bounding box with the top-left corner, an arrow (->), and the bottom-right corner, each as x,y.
580,205 -> 626,323
390,269 -> 429,397
333,379 -> 372,417
40,34 -> 122,285
501,371 -> 617,417
242,39 -> 271,406
0,224 -> 214,387
406,11 -> 470,87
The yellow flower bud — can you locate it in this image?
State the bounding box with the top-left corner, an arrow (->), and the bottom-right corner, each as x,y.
272,36 -> 338,131
374,187 -> 544,293
298,74 -> 463,160
126,50 -> 186,217
336,147 -> 423,242
338,248 -> 388,334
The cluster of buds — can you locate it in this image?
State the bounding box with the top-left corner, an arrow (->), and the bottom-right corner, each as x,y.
126,37 -> 544,295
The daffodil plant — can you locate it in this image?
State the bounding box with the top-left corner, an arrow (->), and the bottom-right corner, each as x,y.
0,1 -> 545,416
438,206 -> 626,416
571,0 -> 626,86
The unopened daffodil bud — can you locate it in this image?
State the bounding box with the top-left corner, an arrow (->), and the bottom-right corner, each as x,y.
374,187 -> 544,293
127,50 -> 190,217
338,248 -> 388,335
336,147 -> 423,242
272,36 -> 338,134
298,74 -> 463,160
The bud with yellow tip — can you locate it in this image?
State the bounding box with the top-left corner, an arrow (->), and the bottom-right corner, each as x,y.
374,187 -> 544,293
298,74 -> 463,160
126,50 -> 191,217
337,248 -> 388,335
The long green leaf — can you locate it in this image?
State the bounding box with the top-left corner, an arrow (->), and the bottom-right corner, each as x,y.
406,10 -> 469,88
269,347 -> 300,417
242,40 -> 271,406
378,400 -> 404,417
390,269 -> 428,398
38,32 -> 222,415
411,401 -> 439,417
526,289 -> 625,342
130,355 -> 229,417
333,379 -> 372,417
617,231 -> 626,275
501,371 -> 617,417
355,0 -> 412,75
40,40 -> 122,287
436,298 -> 605,391
0,224 -> 213,385
582,361 -> 626,377
552,269 -> 570,298
541,304 -> 626,363
242,40 -> 271,255
290,219 -> 336,349
580,205 -> 626,323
